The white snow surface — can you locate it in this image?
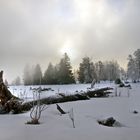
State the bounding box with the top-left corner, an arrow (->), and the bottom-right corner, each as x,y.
8,81 -> 114,101
0,82 -> 140,140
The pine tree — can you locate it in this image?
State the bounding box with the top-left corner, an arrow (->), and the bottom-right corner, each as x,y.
127,49 -> 140,81
43,63 -> 57,84
127,54 -> 138,81
33,64 -> 42,85
78,57 -> 97,83
78,63 -> 85,83
23,64 -> 33,85
104,61 -> 120,81
90,62 -> 97,81
58,53 -> 75,84
134,49 -> 140,80
95,61 -> 105,82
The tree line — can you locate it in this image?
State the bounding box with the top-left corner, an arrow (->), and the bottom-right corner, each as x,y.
23,53 -> 75,85
127,49 -> 140,82
10,49 -> 140,86
20,53 -> 124,85
78,57 -> 121,83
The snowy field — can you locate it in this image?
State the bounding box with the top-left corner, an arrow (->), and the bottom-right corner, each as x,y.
0,82 -> 140,140
8,81 -> 114,101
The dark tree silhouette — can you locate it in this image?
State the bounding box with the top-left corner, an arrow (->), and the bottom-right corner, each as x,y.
58,53 -> 75,84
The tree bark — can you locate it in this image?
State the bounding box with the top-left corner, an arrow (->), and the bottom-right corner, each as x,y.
22,87 -> 113,110
0,71 -> 16,103
0,71 -> 19,113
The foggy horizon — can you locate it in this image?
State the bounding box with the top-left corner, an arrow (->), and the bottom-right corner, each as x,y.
0,0 -> 140,83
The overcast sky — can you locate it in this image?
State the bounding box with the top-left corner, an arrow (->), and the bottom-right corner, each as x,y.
0,0 -> 140,82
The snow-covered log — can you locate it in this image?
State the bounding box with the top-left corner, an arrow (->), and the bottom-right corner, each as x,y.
22,87 -> 113,110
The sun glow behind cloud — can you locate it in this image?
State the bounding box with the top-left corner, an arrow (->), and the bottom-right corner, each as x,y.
60,39 -> 77,60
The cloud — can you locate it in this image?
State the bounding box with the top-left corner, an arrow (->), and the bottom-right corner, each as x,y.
0,0 -> 140,82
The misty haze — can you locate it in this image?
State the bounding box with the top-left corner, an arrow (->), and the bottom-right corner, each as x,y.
0,0 -> 140,83
0,1 -> 140,140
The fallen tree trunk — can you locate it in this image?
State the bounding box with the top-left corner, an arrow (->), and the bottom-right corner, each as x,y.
22,87 -> 113,111
86,87 -> 112,97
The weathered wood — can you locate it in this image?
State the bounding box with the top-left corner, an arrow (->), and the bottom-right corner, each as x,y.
22,87 -> 113,111
86,87 -> 113,97
0,71 -> 17,101
56,104 -> 66,114
0,71 -> 20,114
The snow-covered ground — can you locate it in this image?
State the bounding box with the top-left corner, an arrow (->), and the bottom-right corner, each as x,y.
8,81 -> 114,101
1,82 -> 140,140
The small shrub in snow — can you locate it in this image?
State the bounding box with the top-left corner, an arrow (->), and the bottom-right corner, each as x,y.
26,88 -> 48,125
